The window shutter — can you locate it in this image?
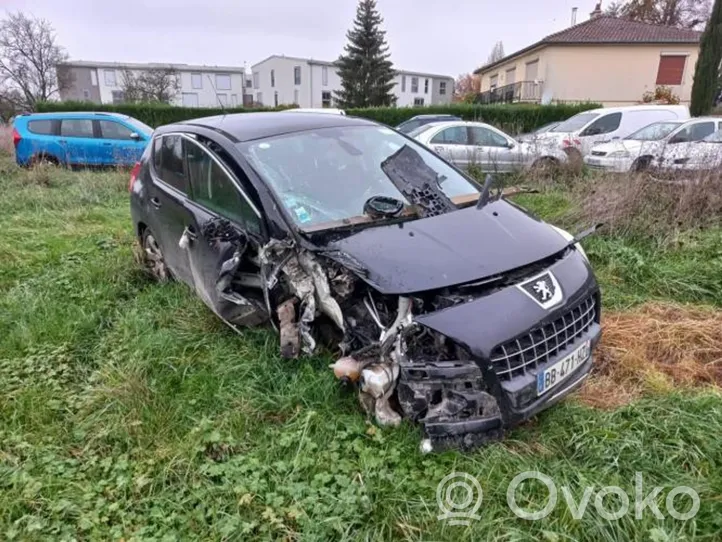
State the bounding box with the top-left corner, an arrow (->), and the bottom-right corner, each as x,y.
656,55 -> 686,85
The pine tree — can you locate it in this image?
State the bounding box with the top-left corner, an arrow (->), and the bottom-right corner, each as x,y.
690,0 -> 722,116
334,0 -> 396,108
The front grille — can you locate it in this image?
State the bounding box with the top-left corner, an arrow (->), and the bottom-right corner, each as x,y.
490,295 -> 597,381
591,151 -> 607,157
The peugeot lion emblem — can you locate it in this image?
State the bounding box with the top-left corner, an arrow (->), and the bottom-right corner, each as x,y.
518,271 -> 563,309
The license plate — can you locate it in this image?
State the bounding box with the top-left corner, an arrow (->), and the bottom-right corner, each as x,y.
537,341 -> 591,396
586,158 -> 601,165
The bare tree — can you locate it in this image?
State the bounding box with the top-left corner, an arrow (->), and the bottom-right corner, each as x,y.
0,12 -> 68,111
606,0 -> 712,29
486,41 -> 505,66
120,68 -> 180,104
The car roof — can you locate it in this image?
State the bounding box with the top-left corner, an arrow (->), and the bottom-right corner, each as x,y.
170,111 -> 376,142
408,114 -> 460,120
17,111 -> 130,120
584,104 -> 690,115
416,120 -> 495,130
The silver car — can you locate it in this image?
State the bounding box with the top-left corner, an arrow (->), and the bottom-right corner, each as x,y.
410,121 -> 567,172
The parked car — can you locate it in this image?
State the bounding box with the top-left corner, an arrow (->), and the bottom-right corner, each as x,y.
130,112 -> 601,451
13,112 -> 153,167
584,117 -> 722,173
537,105 -> 690,159
411,120 -> 568,172
396,114 -> 462,134
655,128 -> 722,175
287,108 -> 346,115
516,121 -> 561,143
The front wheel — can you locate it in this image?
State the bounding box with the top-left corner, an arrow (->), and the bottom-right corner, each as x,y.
632,157 -> 652,173
141,229 -> 170,282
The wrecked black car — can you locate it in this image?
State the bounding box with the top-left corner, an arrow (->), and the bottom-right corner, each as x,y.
129,112 -> 602,451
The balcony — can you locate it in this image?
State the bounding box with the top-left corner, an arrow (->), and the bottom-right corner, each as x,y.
476,81 -> 544,105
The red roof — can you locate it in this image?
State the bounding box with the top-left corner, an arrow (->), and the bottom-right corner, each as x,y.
476,16 -> 701,74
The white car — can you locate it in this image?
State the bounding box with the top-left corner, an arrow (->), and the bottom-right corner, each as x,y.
584,117 -> 722,173
287,108 -> 346,115
411,121 -> 568,173
657,129 -> 722,173
536,104 -> 690,159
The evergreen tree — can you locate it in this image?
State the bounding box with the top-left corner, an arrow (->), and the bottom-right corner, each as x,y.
691,0 -> 722,115
335,0 -> 396,108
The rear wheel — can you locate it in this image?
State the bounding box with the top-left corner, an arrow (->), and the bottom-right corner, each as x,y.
141,229 -> 170,282
29,154 -> 61,167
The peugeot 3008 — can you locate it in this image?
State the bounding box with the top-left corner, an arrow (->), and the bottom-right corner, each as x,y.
130,112 -> 602,451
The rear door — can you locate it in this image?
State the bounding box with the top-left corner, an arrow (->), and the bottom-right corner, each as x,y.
58,118 -> 103,166
97,119 -> 149,166
429,125 -> 472,168
146,134 -> 195,285
468,125 -> 517,172
180,135 -> 268,326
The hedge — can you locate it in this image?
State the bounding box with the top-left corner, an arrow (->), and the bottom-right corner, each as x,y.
36,101 -> 601,133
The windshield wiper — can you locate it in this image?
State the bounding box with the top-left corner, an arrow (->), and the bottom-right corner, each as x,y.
476,174 -> 495,210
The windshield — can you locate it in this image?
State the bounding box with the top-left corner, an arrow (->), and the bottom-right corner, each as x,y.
124,116 -> 154,135
703,129 -> 722,143
625,121 -> 682,141
551,112 -> 600,133
239,125 -> 479,228
407,124 -> 437,138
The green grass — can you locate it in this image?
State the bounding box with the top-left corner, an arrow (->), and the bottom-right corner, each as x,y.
1,158 -> 721,540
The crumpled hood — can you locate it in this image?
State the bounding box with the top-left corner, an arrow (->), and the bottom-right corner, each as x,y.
323,200 -> 569,294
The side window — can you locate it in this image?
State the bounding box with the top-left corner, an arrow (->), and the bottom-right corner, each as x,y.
431,127 -> 468,145
185,138 -> 261,234
689,122 -> 716,141
581,113 -> 622,136
470,127 -> 508,147
152,136 -> 162,171
99,120 -> 134,140
27,119 -> 54,135
60,119 -> 94,138
157,135 -> 188,193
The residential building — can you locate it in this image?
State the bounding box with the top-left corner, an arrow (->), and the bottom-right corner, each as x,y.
250,55 -> 454,108
473,13 -> 701,107
57,61 -> 252,107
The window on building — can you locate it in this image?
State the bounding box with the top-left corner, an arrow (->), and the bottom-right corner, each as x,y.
322,66 -> 328,86
489,74 -> 499,90
191,73 -> 203,89
656,55 -> 687,85
525,60 -> 539,81
414,97 -> 425,106
581,112 -> 622,136
182,92 -> 199,107
98,120 -> 134,140
246,78 -> 252,88
104,70 -> 117,86
28,120 -> 54,135
424,78 -> 429,94
293,89 -> 299,105
294,66 -> 301,85
90,70 -> 98,86
506,67 -> 517,85
60,119 -> 94,138
322,91 -> 332,108
439,81 -> 447,95
216,74 -> 231,90
271,69 -> 275,87
82,89 -> 90,100
185,138 -> 260,232
231,94 -> 238,106
411,77 -> 418,93
217,93 -> 228,106
431,126 -> 468,145
274,91 -> 279,107
157,135 -> 188,193
111,90 -> 125,104
401,75 -> 406,92
253,72 -> 259,89
256,92 -> 263,105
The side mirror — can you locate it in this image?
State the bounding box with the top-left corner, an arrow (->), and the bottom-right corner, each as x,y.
130,132 -> 141,140
506,140 -> 516,149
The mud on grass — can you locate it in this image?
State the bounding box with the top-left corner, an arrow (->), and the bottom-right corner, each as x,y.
1,157 -> 722,539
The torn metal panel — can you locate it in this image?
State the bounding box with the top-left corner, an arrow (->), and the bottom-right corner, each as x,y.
277,298 -> 300,359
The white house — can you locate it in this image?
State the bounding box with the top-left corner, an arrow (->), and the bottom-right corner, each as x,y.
57,61 -> 252,107
250,55 -> 454,108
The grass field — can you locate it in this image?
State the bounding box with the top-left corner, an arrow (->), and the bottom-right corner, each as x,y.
1,156 -> 721,541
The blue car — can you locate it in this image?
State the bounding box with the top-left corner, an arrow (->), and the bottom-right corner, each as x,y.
13,112 -> 153,167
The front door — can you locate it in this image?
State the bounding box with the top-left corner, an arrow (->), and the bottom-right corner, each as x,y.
97,119 -> 148,166
179,135 -> 268,327
468,126 -> 517,172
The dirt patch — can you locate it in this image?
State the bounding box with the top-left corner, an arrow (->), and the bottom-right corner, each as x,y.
577,303 -> 722,409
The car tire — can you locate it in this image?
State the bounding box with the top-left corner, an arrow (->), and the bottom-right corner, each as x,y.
531,157 -> 558,175
632,157 -> 651,173
29,154 -> 61,168
141,228 -> 171,282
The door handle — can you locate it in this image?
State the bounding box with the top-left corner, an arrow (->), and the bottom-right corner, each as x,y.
150,197 -> 162,209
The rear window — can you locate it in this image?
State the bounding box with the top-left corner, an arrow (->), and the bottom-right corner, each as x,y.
156,135 -> 188,193
27,119 -> 54,135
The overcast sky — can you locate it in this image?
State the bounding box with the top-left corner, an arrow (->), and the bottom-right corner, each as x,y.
3,0 -> 596,76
